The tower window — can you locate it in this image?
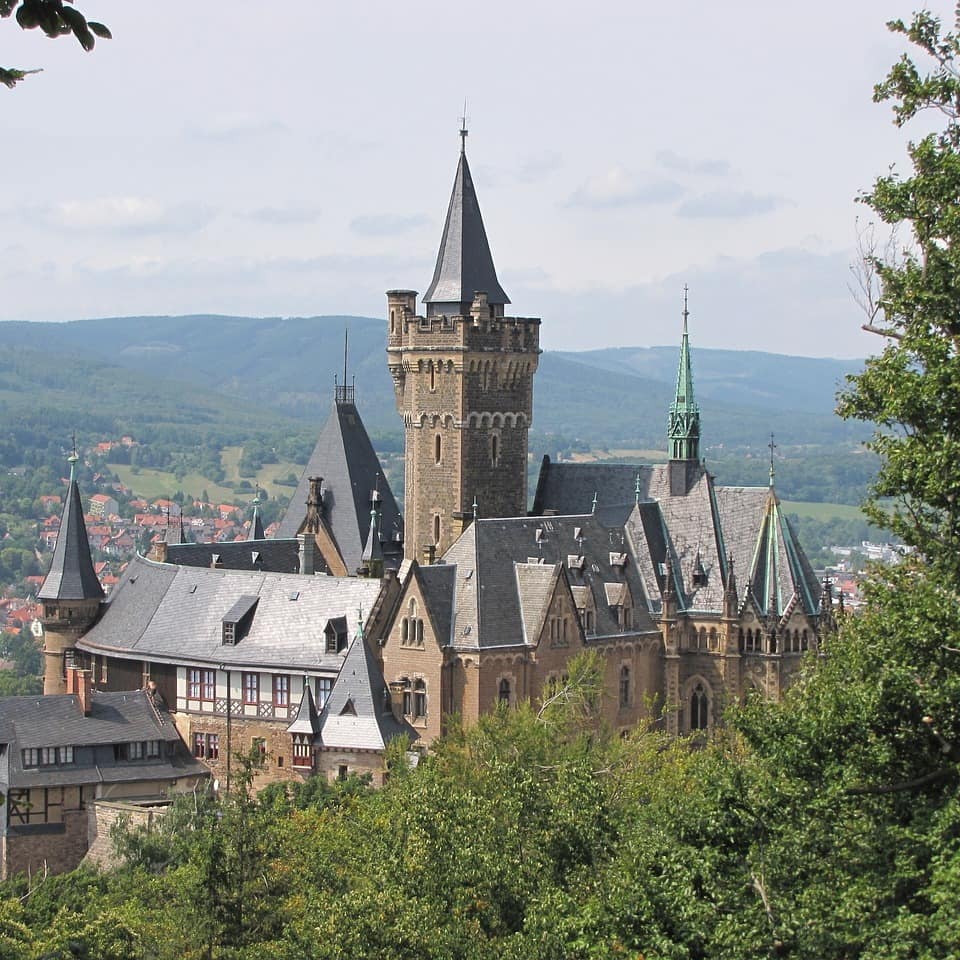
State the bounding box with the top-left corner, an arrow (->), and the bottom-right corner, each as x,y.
435,434 -> 442,464
619,665 -> 631,708
433,514 -> 441,546
430,362 -> 436,392
498,678 -> 511,705
491,434 -> 499,467
690,682 -> 709,731
390,309 -> 395,334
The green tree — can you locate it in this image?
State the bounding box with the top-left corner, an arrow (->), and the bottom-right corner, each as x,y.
839,10 -> 960,585
1,0 -> 110,88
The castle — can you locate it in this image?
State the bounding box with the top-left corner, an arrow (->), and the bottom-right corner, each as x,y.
36,131 -> 830,792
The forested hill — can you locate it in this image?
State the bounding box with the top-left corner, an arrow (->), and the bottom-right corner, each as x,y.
0,315 -> 866,450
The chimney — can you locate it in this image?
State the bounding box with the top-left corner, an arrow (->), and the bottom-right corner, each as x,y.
387,680 -> 405,723
305,477 -> 324,533
150,540 -> 168,563
68,667 -> 94,715
422,544 -> 436,566
298,533 -> 316,576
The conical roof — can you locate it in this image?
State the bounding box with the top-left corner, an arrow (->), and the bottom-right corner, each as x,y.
287,684 -> 320,737
318,632 -> 415,751
422,148 -> 509,310
668,294 -> 701,462
38,464 -> 104,602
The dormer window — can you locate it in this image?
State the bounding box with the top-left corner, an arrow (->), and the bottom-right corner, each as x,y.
324,616 -> 348,653
221,595 -> 259,645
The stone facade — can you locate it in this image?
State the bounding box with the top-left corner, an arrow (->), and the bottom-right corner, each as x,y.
387,289 -> 540,560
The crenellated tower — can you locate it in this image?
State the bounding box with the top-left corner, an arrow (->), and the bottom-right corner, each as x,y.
387,128 -> 541,560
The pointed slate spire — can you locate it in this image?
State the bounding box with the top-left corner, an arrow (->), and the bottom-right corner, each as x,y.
422,134 -> 510,315
668,285 -> 701,463
251,487 -> 265,540
38,446 -> 104,602
287,682 -> 321,737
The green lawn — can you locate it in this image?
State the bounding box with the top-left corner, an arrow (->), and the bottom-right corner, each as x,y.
110,449 -> 305,506
781,500 -> 867,521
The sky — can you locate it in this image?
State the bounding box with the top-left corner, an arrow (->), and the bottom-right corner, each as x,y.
2,1 -> 952,358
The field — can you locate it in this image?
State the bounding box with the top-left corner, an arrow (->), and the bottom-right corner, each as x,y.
109,445 -> 304,506
781,500 -> 867,522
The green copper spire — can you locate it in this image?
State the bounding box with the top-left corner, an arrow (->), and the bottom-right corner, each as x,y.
668,286 -> 701,462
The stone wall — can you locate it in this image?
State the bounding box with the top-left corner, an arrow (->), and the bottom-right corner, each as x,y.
83,800 -> 166,870
3,809 -> 88,880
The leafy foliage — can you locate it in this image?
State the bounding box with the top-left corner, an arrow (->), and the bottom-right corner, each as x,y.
2,0 -> 109,87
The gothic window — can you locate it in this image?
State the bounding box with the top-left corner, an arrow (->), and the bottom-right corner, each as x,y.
738,627 -> 745,652
709,627 -> 718,651
619,665 -> 631,708
801,629 -> 809,651
690,683 -> 709,731
498,678 -> 511,705
698,627 -> 707,650
401,618 -> 409,644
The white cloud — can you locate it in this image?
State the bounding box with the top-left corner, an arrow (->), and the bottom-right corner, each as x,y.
52,197 -> 213,234
656,150 -> 731,177
350,214 -> 430,237
567,167 -> 684,208
677,192 -> 785,219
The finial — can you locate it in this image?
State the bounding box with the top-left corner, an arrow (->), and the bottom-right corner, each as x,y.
67,433 -> 79,482
472,494 -> 478,519
682,284 -> 689,335
768,432 -> 777,487
253,484 -> 261,509
591,491 -> 598,514
343,328 -> 348,396
459,100 -> 469,154
357,605 -> 364,639
634,471 -> 641,506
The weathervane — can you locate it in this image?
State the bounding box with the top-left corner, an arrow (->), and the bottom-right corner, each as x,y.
768,432 -> 777,487
682,284 -> 689,332
459,100 -> 469,153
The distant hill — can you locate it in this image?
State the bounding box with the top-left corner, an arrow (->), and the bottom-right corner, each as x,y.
0,315 -> 868,450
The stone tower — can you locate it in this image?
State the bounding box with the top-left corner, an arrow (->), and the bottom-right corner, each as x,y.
387,131 -> 541,560
668,288 -> 701,496
39,450 -> 104,695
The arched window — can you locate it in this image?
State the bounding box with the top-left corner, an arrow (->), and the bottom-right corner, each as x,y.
738,627 -> 745,652
433,514 -> 441,546
435,434 -> 442,464
401,619 -> 409,644
619,665 -> 630,708
430,362 -> 436,392
802,629 -> 808,650
400,677 -> 412,716
698,627 -> 707,650
498,678 -> 511,705
416,619 -> 424,646
491,434 -> 499,467
709,627 -> 718,651
690,682 -> 709,731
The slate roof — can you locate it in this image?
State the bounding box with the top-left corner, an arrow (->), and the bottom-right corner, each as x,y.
422,147 -> 510,310
77,553 -> 383,672
166,538 -> 304,574
417,564 -> 457,647
440,511 -> 659,650
0,690 -> 207,789
275,400 -> 403,574
38,475 -> 104,602
318,634 -> 416,751
535,459 -> 821,618
287,685 -> 320,737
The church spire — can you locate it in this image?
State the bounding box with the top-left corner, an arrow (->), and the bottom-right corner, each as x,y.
38,444 -> 104,602
251,486 -> 265,540
668,285 -> 700,463
422,128 -> 510,315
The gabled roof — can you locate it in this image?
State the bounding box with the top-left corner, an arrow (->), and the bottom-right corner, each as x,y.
38,473 -> 104,602
318,634 -> 415,751
441,512 -> 658,649
275,400 -> 402,574
77,553 -> 383,672
422,148 -> 510,309
0,689 -> 208,789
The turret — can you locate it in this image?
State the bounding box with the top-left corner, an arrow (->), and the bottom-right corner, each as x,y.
39,446 -> 104,694
668,287 -> 701,496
